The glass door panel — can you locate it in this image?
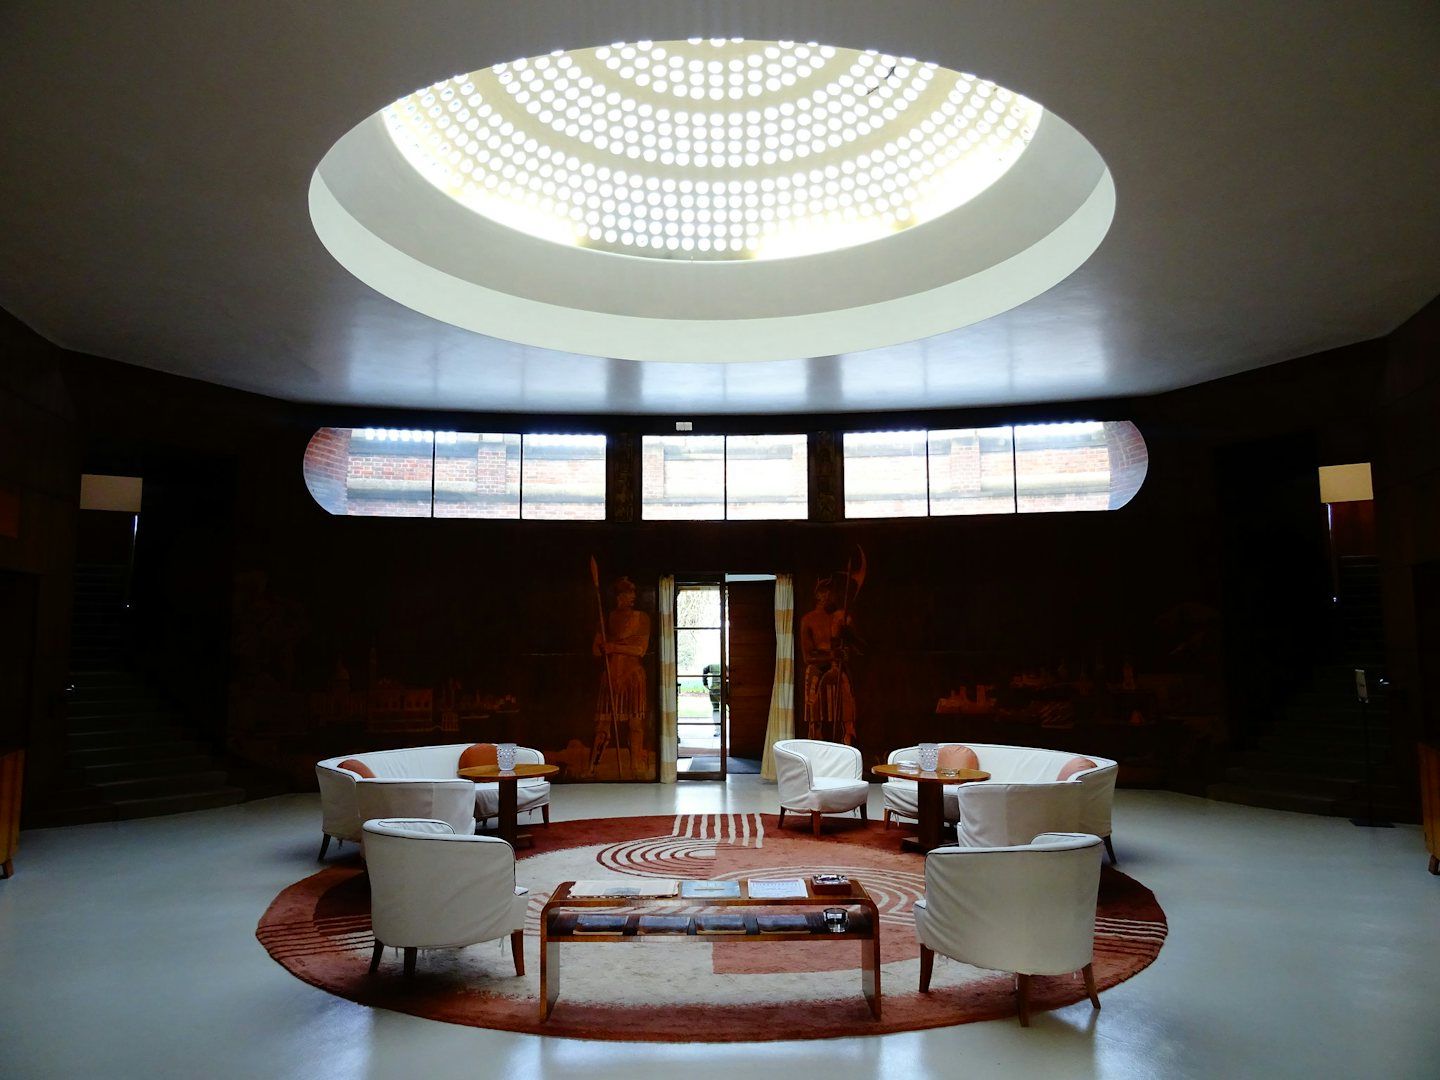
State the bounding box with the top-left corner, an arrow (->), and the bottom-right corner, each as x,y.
675,582 -> 725,778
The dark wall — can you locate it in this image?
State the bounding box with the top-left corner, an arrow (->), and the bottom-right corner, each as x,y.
3,301 -> 1428,808
0,311 -> 79,800
1374,295 -> 1440,765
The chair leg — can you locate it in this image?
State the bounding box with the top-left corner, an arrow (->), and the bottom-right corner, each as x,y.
1104,835 -> 1117,865
777,807 -> 787,828
510,930 -> 525,976
1016,973 -> 1032,1026
317,833 -> 331,861
403,947 -> 417,978
368,940 -> 385,974
858,803 -> 867,821
1429,853 -> 1439,875
542,804 -> 550,826
918,946 -> 934,992
1082,962 -> 1101,1010
883,808 -> 892,829
811,811 -> 822,837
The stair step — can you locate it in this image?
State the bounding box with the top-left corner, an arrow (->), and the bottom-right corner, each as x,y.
67,741 -> 207,768
109,788 -> 248,819
91,771 -> 231,800
80,755 -> 220,784
67,727 -> 194,752
1263,712 -> 1382,735
67,711 -> 185,731
69,676 -> 144,688
1223,767 -> 1361,799
22,786 -> 250,828
67,686 -> 151,702
68,697 -> 179,713
1206,783 -> 1342,816
1334,792 -> 1419,824
22,804 -> 120,829
1252,737 -> 1387,764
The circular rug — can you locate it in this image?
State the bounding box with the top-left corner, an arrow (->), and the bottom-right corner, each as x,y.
258,814 -> 1167,1041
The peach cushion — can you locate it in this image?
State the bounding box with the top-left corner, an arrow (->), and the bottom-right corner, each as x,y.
937,744 -> 979,772
458,743 -> 498,771
336,758 -> 375,778
1057,755 -> 1098,781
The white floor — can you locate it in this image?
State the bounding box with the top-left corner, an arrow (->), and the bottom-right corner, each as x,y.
1,780 -> 1437,1080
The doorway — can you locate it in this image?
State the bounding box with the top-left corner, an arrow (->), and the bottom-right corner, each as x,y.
673,575 -> 777,779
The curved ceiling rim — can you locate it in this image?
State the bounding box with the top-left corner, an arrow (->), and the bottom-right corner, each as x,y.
311,166 -> 1113,366
310,42 -> 1114,364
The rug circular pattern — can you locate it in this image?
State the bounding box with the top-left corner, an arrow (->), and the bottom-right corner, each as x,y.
258,814 -> 1167,1041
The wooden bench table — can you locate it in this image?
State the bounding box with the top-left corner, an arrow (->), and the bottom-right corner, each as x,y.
539,877 -> 882,1020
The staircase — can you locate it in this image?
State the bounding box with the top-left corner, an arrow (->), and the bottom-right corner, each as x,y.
1207,556 -> 1412,822
1206,664 -> 1408,821
1334,555 -> 1384,666
26,561 -> 255,828
32,670 -> 249,826
68,563 -> 131,671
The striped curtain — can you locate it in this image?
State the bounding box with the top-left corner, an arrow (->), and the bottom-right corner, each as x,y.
760,574 -> 795,781
658,575 -> 678,783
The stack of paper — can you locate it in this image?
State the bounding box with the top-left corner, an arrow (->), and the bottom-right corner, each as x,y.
746,878 -> 808,899
567,879 -> 680,898
680,879 -> 742,899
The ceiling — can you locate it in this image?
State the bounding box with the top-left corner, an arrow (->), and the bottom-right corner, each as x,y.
3,2 -> 1438,418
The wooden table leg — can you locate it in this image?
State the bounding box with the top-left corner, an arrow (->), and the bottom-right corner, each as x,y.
539,920 -> 560,1020
497,775 -> 518,848
901,781 -> 943,853
860,902 -> 882,1019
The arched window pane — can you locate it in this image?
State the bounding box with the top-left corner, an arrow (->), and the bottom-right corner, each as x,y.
302,427 -> 435,518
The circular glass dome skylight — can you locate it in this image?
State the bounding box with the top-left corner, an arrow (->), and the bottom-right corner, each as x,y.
381,39 -> 1043,261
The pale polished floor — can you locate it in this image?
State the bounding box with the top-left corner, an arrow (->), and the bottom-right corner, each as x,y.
1,780 -> 1437,1080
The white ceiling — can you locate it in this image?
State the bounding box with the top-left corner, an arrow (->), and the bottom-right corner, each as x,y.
3,2 -> 1438,418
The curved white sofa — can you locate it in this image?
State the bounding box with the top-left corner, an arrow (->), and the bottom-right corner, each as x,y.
315,743 -> 551,860
882,742 -> 1118,862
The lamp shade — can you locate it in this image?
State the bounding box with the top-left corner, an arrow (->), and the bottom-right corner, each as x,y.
1318,463 -> 1373,503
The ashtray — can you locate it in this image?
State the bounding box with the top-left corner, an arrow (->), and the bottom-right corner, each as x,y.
897,761 -> 919,771
810,873 -> 851,895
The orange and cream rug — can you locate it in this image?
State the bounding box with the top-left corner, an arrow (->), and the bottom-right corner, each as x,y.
257,814 -> 1166,1041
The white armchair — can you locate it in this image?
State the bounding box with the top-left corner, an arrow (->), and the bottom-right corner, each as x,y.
362,818 -> 529,978
953,781 -> 1082,849
914,832 -> 1104,1026
773,739 -> 870,836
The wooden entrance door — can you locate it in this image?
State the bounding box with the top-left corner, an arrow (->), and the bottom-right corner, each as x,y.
724,580 -> 776,761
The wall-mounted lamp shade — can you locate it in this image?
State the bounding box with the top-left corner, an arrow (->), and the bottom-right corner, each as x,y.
1318,463 -> 1373,503
79,474 -> 143,512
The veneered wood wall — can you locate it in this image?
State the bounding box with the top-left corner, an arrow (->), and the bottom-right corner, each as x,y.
1,297 -> 1435,812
